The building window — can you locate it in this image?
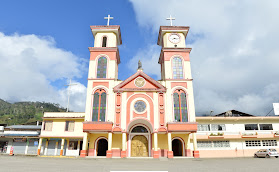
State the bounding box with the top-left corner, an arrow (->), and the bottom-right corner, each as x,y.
211,124 -> 226,131
102,37 -> 107,47
213,141 -> 230,147
97,57 -> 107,78
65,121 -> 75,132
259,124 -> 273,130
262,140 -> 277,147
173,89 -> 188,122
197,141 -> 230,148
92,89 -> 106,121
172,57 -> 183,79
198,124 -> 210,131
131,126 -> 148,133
197,141 -> 212,148
245,124 -> 258,130
43,121 -> 52,131
245,140 -> 261,147
68,141 -> 78,150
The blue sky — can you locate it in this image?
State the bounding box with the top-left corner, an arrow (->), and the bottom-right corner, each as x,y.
0,0 -> 279,115
0,0 -> 156,84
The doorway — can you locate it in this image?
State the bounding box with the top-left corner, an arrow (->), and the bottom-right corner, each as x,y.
97,139 -> 108,156
131,135 -> 148,157
172,139 -> 183,156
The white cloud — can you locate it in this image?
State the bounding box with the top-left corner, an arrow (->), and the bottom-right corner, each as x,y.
0,32 -> 87,112
127,44 -> 161,78
129,0 -> 279,115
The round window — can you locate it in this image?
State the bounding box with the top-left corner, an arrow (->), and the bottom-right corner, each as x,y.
134,100 -> 146,113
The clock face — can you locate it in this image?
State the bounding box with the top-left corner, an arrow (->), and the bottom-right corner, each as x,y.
169,33 -> 180,44
135,77 -> 145,87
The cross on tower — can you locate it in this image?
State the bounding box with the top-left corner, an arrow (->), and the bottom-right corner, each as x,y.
166,15 -> 175,26
104,14 -> 114,26
65,78 -> 77,112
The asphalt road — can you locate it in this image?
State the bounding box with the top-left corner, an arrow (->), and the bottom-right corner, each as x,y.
0,155 -> 279,172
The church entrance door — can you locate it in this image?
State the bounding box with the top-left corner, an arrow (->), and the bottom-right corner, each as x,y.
97,139 -> 108,156
131,135 -> 148,157
172,139 -> 183,156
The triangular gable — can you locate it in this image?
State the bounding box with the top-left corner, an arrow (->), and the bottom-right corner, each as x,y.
113,70 -> 166,92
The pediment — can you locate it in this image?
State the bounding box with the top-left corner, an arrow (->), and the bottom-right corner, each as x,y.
113,70 -> 166,92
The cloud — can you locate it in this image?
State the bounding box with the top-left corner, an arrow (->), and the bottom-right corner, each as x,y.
127,44 -> 161,78
0,32 -> 87,112
129,0 -> 279,115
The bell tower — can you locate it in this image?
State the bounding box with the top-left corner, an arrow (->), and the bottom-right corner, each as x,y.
157,26 -> 191,80
157,23 -> 199,158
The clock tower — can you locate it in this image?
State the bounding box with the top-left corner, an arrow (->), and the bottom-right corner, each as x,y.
157,25 -> 199,158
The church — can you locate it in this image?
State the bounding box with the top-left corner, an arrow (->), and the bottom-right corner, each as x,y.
38,19 -> 199,158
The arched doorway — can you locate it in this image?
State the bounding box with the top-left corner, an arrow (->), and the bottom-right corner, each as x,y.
172,139 -> 183,156
130,126 -> 149,157
96,139 -> 108,156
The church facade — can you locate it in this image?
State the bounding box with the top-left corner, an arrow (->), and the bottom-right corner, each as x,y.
38,24 -> 199,158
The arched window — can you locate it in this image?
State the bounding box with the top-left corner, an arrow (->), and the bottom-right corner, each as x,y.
131,126 -> 148,133
173,89 -> 188,122
172,57 -> 183,79
97,57 -> 107,78
102,36 -> 107,47
92,89 -> 107,121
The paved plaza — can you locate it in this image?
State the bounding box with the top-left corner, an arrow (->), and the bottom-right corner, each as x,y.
1,155 -> 279,172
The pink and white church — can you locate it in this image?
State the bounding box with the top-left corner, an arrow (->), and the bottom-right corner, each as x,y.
38,22 -> 200,158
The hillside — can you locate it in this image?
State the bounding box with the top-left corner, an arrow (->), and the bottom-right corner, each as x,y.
0,99 -> 67,125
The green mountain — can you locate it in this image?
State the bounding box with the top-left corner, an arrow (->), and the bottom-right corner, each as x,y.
0,99 -> 67,125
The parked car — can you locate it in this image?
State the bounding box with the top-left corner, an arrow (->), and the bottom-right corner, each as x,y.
254,149 -> 279,158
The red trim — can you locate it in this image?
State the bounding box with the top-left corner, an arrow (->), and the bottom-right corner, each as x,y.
113,70 -> 166,93
60,149 -> 63,156
185,149 -> 192,157
193,151 -> 200,158
83,121 -> 113,132
121,150 -> 127,158
106,150 -> 112,158
39,136 -> 83,138
153,150 -> 159,158
80,150 -> 88,157
42,117 -> 84,119
167,151 -> 173,158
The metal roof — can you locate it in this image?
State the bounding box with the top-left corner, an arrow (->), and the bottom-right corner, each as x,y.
5,125 -> 42,130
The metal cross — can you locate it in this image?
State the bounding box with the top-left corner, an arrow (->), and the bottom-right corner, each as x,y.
104,14 -> 114,26
65,78 -> 77,112
166,15 -> 175,26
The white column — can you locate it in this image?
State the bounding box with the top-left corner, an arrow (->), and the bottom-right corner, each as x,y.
122,133 -> 126,151
25,139 -> 29,154
192,133 -> 197,151
82,133 -> 88,150
37,138 -> 43,155
108,132 -> 112,150
44,139 -> 49,155
154,133 -> 158,151
61,138 -> 65,156
54,141 -> 58,155
168,133 -> 172,151
77,140 -> 81,152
